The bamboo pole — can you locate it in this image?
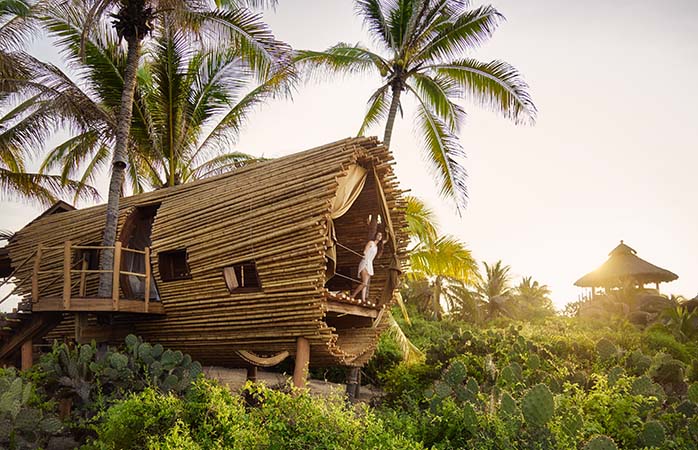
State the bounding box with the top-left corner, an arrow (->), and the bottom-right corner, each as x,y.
31,244 -> 42,303
144,247 -> 151,312
63,240 -> 71,309
79,258 -> 88,297
112,242 -> 121,310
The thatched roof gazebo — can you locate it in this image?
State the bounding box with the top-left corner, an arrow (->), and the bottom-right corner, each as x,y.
574,240 -> 678,296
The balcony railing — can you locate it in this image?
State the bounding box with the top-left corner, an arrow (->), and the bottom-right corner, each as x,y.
30,241 -> 162,314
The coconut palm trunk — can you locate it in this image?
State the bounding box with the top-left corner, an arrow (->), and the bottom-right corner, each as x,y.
97,36 -> 142,297
382,80 -> 402,148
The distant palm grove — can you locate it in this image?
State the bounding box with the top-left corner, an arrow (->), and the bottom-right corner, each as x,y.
3,1 -> 698,450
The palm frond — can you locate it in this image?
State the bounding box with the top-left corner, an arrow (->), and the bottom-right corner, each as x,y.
410,235 -> 477,283
189,151 -> 260,180
431,58 -> 536,125
384,311 -> 424,364
0,168 -> 99,206
294,43 -> 387,79
415,5 -> 503,63
408,84 -> 468,210
357,83 -> 391,136
410,72 -> 466,131
355,0 -> 394,49
404,195 -> 437,244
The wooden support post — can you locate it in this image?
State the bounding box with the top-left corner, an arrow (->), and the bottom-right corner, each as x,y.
144,247 -> 151,312
292,337 -> 310,389
63,240 -> 71,309
21,340 -> 33,370
112,242 -> 121,310
79,258 -> 88,297
75,313 -> 88,343
31,244 -> 42,303
346,367 -> 361,402
246,365 -> 258,383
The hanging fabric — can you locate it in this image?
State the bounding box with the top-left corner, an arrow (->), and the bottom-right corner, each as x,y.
325,164 -> 368,281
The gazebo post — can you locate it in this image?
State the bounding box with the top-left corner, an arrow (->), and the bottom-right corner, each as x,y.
655,282 -> 660,292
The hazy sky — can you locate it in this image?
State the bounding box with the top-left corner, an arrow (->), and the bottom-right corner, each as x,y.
2,0 -> 698,309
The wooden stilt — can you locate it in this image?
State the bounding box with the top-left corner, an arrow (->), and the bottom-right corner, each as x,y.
246,365 -> 258,383
20,340 -> 33,370
75,313 -> 88,343
292,336 -> 310,389
346,366 -> 360,401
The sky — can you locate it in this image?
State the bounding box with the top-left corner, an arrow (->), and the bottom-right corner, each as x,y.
2,0 -> 698,310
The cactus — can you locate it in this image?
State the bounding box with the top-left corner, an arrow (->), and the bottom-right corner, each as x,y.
527,354 -> 541,370
521,384 -> 554,428
676,400 -> 697,417
688,383 -> 698,403
639,420 -> 665,448
443,360 -> 467,386
607,366 -> 624,387
626,350 -> 652,376
499,392 -> 519,417
584,435 -> 618,450
652,359 -> 685,385
596,338 -> 617,362
631,375 -> 666,404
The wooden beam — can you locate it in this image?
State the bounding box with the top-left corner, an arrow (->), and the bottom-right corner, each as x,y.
21,340 -> 33,370
79,258 -> 88,297
246,365 -> 258,383
75,313 -> 88,342
237,349 -> 289,367
33,297 -> 164,314
325,301 -> 378,318
0,313 -> 62,361
292,336 -> 309,389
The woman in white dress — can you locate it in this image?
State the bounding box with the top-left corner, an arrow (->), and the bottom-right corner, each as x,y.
351,231 -> 384,302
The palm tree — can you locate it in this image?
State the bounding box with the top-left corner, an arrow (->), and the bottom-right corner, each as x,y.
295,0 -> 536,210
477,260 -> 512,319
512,276 -> 554,320
0,0 -> 286,295
1,0 -> 98,205
405,196 -> 478,319
34,13 -> 291,195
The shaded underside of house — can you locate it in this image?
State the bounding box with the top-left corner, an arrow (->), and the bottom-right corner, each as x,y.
3,137 -> 407,367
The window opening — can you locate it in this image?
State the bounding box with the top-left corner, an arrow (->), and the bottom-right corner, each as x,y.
74,245 -> 99,270
159,250 -> 191,282
223,261 -> 261,292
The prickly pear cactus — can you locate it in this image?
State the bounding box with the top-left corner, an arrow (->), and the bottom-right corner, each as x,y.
596,338 -> 617,362
607,366 -> 625,387
676,400 -> 697,417
584,435 -> 618,450
626,350 -> 652,375
527,354 -> 541,371
521,384 -> 554,428
632,375 -> 666,404
443,360 -> 467,386
639,420 -> 665,448
688,383 -> 698,403
499,392 -> 519,417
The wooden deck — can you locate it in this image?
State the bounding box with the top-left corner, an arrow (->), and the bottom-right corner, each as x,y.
325,300 -> 379,318
33,297 -> 164,314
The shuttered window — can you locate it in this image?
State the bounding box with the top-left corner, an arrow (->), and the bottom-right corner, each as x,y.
158,250 -> 191,281
223,261 -> 261,292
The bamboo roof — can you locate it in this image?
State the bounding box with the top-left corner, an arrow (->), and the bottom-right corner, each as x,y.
5,137 -> 408,368
574,240 -> 678,287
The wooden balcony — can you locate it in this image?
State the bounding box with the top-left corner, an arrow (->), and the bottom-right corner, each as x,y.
323,290 -> 379,319
31,241 -> 163,315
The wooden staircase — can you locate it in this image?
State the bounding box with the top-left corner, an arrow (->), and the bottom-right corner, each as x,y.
0,301 -> 62,366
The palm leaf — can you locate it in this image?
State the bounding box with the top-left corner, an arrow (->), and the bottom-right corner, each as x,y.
411,72 -> 466,131
408,83 -> 468,210
357,83 -> 391,136
384,311 -> 423,364
294,43 -> 387,79
431,58 -> 536,125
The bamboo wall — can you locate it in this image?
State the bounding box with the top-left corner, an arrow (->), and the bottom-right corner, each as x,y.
7,137 -> 407,367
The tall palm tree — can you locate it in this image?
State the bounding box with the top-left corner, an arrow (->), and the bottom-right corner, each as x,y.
405,196 -> 478,319
295,0 -> 536,210
0,0 -> 286,295
512,276 -> 554,320
1,0 -> 97,205
34,13 -> 291,195
477,260 -> 512,319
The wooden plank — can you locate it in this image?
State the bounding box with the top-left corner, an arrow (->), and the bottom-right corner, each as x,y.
112,242 -> 121,310
32,297 -> 165,314
325,301 -> 379,318
0,313 -> 62,361
63,240 -> 71,309
79,258 -> 88,297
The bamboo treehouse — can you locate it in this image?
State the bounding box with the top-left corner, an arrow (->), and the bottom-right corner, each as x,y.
0,137 -> 407,386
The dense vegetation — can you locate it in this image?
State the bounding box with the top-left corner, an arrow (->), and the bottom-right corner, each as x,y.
2,303 -> 698,449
